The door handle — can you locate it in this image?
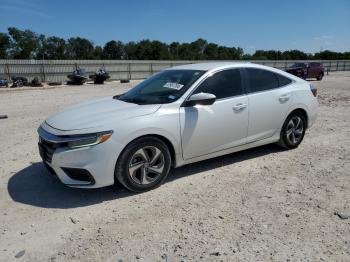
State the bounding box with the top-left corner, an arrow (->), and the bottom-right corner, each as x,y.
232,103 -> 247,112
279,94 -> 290,103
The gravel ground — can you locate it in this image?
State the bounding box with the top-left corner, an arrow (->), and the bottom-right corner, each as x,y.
0,73 -> 349,261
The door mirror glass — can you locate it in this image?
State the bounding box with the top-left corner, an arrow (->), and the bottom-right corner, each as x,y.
185,93 -> 216,107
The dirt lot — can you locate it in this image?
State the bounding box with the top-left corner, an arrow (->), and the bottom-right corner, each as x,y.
0,73 -> 349,261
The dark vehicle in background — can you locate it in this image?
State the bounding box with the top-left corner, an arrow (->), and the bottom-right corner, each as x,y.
89,68 -> 110,84
67,68 -> 88,85
11,76 -> 28,87
0,79 -> 8,87
286,62 -> 324,80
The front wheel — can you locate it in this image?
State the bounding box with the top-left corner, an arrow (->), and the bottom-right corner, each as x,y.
278,112 -> 306,149
115,137 -> 171,192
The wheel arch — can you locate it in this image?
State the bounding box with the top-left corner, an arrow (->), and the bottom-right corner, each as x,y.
114,133 -> 178,183
286,107 -> 309,129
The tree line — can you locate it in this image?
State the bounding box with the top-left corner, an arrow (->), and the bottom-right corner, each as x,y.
0,27 -> 349,60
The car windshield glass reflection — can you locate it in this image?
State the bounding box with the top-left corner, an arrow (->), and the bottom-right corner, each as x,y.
117,70 -> 205,104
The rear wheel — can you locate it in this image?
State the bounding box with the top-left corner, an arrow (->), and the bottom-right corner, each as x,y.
316,72 -> 323,81
115,137 -> 171,192
278,112 -> 306,149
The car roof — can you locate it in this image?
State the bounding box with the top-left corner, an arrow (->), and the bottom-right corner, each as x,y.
168,62 -> 249,71
168,62 -> 303,82
168,62 -> 280,71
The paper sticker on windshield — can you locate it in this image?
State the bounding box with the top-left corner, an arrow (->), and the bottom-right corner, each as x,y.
163,82 -> 184,90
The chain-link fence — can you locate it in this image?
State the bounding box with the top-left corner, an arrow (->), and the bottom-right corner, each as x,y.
1,59 -> 349,83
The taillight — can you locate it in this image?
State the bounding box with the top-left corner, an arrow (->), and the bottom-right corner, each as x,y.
310,84 -> 317,97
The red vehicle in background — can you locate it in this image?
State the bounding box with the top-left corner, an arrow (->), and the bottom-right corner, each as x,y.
286,62 -> 324,80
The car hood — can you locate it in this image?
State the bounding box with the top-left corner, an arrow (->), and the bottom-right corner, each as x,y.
45,97 -> 161,131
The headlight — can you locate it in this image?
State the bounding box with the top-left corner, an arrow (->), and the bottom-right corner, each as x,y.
67,131 -> 113,149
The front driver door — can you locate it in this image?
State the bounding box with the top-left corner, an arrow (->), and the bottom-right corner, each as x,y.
180,69 -> 248,160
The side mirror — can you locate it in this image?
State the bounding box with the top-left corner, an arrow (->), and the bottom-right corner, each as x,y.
185,92 -> 216,107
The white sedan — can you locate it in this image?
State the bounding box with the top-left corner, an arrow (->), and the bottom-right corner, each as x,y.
38,62 -> 318,192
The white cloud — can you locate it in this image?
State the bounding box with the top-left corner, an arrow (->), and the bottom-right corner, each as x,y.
0,0 -> 51,18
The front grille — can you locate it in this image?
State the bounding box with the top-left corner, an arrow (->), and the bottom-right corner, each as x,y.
38,138 -> 60,163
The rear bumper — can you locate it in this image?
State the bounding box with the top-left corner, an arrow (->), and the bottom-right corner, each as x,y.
307,98 -> 318,129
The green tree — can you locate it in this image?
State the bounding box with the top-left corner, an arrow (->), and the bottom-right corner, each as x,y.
8,27 -> 41,58
102,40 -> 125,59
169,42 -> 180,59
178,43 -> 192,60
125,41 -> 137,59
189,38 -> 208,60
134,40 -> 153,60
203,43 -> 219,60
0,32 -> 11,59
149,40 -> 169,60
314,50 -> 342,60
36,36 -> 67,60
282,50 -> 308,60
66,37 -> 95,59
132,40 -> 169,60
93,45 -> 103,59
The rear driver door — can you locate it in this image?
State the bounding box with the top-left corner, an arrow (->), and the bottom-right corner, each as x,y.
244,68 -> 293,143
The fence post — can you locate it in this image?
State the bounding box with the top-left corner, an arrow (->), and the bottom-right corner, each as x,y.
5,63 -> 10,81
150,63 -> 153,75
128,63 -> 131,80
41,60 -> 46,82
336,61 -> 339,71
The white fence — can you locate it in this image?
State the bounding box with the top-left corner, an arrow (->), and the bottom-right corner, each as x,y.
1,59 -> 350,83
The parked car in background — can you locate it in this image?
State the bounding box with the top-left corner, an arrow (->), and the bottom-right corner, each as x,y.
38,62 -> 318,192
286,62 -> 324,80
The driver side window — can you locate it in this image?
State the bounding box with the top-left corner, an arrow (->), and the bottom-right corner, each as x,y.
193,69 -> 243,99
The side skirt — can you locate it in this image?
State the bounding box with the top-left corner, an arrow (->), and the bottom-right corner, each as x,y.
175,135 -> 280,168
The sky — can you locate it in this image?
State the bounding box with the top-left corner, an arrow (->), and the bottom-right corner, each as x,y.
0,0 -> 349,54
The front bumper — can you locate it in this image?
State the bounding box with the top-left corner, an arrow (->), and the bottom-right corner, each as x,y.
38,126 -> 121,188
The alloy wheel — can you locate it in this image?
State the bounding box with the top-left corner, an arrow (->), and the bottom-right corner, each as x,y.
286,116 -> 304,145
128,146 -> 165,185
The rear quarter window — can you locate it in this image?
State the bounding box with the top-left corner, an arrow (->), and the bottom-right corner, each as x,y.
246,68 -> 279,93
276,74 -> 292,87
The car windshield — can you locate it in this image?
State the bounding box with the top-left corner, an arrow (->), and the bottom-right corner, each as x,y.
116,69 -> 206,104
291,63 -> 307,68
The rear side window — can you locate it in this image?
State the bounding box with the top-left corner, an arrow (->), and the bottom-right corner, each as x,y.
246,68 -> 279,93
193,69 -> 243,99
276,74 -> 292,87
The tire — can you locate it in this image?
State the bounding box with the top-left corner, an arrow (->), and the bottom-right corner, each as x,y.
115,137 -> 171,192
316,72 -> 323,81
278,112 -> 307,149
